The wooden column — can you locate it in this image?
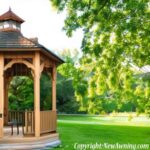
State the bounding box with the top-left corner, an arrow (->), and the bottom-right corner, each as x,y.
4,78 -> 9,125
34,52 -> 40,137
52,64 -> 57,111
0,53 -> 4,138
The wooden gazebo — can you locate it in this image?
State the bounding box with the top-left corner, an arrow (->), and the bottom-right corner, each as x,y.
0,8 -> 63,148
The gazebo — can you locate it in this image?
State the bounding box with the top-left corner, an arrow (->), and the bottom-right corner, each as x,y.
0,8 -> 63,149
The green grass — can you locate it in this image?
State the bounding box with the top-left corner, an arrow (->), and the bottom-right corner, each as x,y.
51,115 -> 150,150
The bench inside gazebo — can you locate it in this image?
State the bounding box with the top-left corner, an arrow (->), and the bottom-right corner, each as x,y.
0,8 -> 63,149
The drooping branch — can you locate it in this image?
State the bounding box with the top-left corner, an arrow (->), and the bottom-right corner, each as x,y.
88,0 -> 92,9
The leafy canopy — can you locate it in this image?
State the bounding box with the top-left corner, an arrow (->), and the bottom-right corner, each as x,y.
50,0 -> 150,114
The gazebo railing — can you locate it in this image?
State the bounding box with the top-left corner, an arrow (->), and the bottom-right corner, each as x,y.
40,110 -> 56,134
8,110 -> 34,135
8,110 -> 25,125
8,110 -> 56,136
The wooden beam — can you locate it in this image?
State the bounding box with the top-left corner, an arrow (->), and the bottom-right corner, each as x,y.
4,58 -> 35,71
0,53 -> 4,138
52,64 -> 57,111
34,52 -> 40,137
40,62 -> 45,75
40,53 -> 54,67
4,53 -> 34,59
0,47 -> 40,52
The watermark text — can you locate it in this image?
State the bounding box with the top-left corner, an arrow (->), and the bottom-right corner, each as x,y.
74,142 -> 149,150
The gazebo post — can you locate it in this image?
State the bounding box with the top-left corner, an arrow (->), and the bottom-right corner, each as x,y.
4,78 -> 9,125
52,65 -> 56,111
34,52 -> 41,137
0,53 -> 4,138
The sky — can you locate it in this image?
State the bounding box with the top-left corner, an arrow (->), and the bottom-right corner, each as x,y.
0,0 -> 83,53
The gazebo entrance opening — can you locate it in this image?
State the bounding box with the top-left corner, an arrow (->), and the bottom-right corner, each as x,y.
8,76 -> 34,113
3,61 -> 56,137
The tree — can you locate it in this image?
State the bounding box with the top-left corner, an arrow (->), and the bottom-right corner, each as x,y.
50,0 -> 150,114
40,73 -> 52,110
57,49 -> 82,113
9,74 -> 52,111
9,76 -> 34,110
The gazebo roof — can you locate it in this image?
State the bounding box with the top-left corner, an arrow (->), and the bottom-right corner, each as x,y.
0,31 -> 36,47
0,8 -> 64,64
0,8 -> 24,23
0,31 -> 64,63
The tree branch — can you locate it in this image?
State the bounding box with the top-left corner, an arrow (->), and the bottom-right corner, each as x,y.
88,0 -> 92,9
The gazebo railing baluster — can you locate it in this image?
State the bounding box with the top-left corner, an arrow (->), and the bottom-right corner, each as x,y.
8,110 -> 34,135
8,110 -> 56,136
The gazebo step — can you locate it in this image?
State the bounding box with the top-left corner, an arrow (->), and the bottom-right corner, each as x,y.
0,139 -> 60,150
0,132 -> 60,150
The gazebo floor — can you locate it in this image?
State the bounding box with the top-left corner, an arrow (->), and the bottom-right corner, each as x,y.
0,127 -> 60,150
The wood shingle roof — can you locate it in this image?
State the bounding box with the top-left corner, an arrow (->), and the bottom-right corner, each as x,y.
0,31 -> 64,63
0,31 -> 37,48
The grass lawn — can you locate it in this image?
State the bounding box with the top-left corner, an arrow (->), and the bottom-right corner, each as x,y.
52,115 -> 150,150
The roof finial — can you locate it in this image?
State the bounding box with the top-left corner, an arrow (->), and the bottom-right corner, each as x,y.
9,6 -> 11,11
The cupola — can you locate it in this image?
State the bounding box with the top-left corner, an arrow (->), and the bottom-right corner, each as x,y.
0,8 -> 24,32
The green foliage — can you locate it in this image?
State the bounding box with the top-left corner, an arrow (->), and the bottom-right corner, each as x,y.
50,0 -> 150,115
56,73 -> 77,113
9,76 -> 34,111
57,49 -> 82,114
40,73 -> 52,110
9,74 -> 53,111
